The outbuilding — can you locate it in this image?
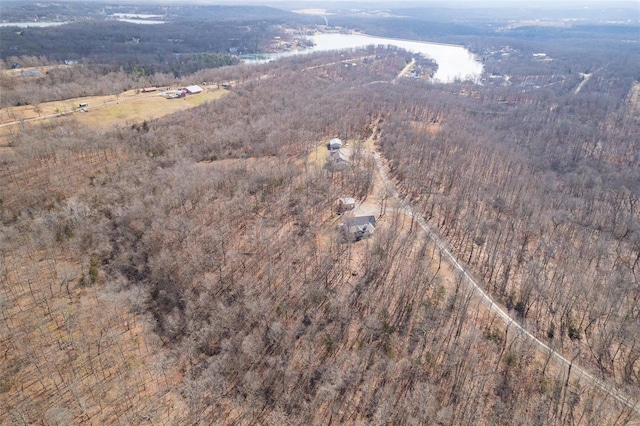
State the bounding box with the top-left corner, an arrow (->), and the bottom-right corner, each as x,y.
165,89 -> 187,99
21,69 -> 41,77
329,138 -> 342,151
338,198 -> 356,212
185,85 -> 203,94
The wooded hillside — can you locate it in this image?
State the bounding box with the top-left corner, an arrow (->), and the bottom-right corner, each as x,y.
1,18 -> 639,426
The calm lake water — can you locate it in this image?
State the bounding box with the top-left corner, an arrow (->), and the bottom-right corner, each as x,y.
0,22 -> 68,28
245,33 -> 484,84
111,14 -> 165,19
0,18 -> 165,27
115,19 -> 166,25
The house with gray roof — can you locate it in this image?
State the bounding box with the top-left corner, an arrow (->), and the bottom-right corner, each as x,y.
342,215 -> 376,240
327,150 -> 350,171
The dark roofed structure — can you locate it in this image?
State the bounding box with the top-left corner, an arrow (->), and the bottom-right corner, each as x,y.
326,149 -> 350,171
343,215 -> 376,240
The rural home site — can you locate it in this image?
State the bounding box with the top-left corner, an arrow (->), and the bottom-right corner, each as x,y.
1,0 -> 639,424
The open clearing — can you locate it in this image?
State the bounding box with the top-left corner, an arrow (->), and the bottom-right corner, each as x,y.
628,82 -> 640,119
0,87 -> 226,145
0,64 -> 72,78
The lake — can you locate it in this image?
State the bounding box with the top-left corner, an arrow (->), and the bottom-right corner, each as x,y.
115,19 -> 166,25
111,14 -> 165,19
0,22 -> 67,28
110,13 -> 166,25
244,33 -> 483,84
0,18 -> 165,27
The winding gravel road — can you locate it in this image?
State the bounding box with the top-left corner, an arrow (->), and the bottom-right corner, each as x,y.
371,151 -> 640,417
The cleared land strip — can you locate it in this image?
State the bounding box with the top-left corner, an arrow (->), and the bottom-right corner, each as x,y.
371,151 -> 640,417
395,57 -> 416,81
0,88 -> 225,145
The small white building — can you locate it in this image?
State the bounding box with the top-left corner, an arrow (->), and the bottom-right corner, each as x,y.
338,198 -> 356,212
329,138 -> 342,151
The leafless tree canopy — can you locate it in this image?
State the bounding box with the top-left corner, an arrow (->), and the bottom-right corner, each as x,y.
1,38 -> 639,425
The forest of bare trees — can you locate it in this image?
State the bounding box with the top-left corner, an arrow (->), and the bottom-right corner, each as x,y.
378,65 -> 639,386
1,12 -> 639,425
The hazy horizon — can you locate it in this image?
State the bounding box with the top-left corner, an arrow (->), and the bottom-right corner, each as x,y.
1,0 -> 637,5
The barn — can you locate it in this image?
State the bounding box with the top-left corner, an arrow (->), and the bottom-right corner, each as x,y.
185,85 -> 203,94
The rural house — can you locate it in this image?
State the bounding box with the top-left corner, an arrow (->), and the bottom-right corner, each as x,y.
327,150 -> 350,171
165,89 -> 187,99
343,216 -> 376,240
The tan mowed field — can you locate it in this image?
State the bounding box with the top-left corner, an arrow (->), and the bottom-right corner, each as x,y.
0,64 -> 71,78
0,88 -> 226,145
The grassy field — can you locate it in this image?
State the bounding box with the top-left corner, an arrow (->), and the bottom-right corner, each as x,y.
0,88 -> 226,145
0,64 -> 72,78
306,141 -> 330,170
